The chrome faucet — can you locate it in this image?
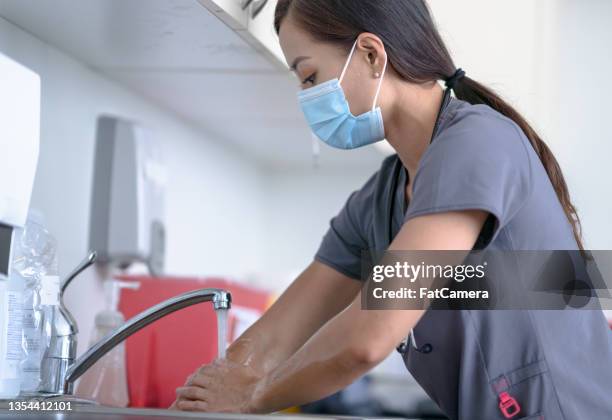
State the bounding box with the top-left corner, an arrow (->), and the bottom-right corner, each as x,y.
38,252 -> 232,396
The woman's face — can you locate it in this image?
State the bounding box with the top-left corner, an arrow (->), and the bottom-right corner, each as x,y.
278,16 -> 387,117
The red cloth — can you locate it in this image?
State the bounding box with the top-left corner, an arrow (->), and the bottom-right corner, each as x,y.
117,276 -> 272,408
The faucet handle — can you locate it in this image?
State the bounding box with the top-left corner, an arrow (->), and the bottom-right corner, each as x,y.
61,251 -> 97,295
58,250 -> 98,341
39,251 -> 97,395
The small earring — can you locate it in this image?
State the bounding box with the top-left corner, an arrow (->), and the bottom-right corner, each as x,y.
374,72 -> 381,78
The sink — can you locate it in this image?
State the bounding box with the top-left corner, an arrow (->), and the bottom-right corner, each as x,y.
0,398 -> 422,420
0,405 -> 396,419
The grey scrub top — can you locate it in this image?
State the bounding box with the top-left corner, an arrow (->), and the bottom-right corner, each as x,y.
315,97 -> 612,420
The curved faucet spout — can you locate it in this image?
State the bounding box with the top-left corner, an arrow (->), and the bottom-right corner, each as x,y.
63,288 -> 231,393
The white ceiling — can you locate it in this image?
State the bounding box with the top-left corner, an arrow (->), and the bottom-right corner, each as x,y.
0,0 -> 386,169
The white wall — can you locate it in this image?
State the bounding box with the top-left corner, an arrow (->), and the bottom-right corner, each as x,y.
260,167 -> 376,290
541,0 -> 612,249
0,16 -> 269,355
429,0 -> 539,119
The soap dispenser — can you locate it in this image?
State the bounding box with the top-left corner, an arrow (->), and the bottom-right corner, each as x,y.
75,279 -> 140,407
0,51 -> 40,399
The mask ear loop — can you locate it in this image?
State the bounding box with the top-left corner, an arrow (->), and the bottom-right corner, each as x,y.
338,40 -> 358,85
371,52 -> 388,110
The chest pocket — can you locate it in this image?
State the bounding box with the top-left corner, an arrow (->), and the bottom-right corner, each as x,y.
468,310 -> 564,419
490,359 -> 556,419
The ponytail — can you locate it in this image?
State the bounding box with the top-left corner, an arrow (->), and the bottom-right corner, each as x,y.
453,76 -> 584,250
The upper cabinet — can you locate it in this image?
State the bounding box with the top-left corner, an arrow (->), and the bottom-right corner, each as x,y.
197,0 -> 248,29
0,0 -> 384,168
198,0 -> 285,69
246,0 -> 285,66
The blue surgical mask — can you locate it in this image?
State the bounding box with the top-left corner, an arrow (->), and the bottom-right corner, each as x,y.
297,40 -> 388,150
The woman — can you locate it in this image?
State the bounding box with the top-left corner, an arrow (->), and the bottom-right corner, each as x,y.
172,1 -> 612,418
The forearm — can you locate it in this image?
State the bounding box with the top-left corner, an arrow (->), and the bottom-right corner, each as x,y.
225,261 -> 361,375
249,309 -> 376,413
223,319 -> 290,375
248,295 -> 418,414
251,349 -> 370,413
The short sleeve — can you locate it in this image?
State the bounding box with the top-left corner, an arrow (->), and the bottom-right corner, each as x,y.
314,174 -> 377,280
404,109 -> 533,245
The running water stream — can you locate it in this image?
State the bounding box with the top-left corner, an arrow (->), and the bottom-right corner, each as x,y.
216,308 -> 228,359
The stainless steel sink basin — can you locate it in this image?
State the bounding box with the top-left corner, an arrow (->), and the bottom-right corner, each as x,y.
0,399 -> 423,420
0,405 -> 396,419
0,397 -> 419,420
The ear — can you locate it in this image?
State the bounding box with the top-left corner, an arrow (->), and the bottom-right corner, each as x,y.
356,33 -> 387,75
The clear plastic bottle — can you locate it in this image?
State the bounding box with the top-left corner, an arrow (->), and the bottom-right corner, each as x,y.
11,212 -> 57,393
75,280 -> 138,407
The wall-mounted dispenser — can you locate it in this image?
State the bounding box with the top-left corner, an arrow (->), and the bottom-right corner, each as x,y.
0,52 -> 40,228
0,51 -> 40,398
89,116 -> 166,275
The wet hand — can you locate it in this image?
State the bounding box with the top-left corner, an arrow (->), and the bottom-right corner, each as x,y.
174,359 -> 263,413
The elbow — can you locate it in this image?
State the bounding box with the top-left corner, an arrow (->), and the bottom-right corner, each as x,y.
343,343 -> 388,369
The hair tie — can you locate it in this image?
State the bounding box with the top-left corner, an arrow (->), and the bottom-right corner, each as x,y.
445,68 -> 466,90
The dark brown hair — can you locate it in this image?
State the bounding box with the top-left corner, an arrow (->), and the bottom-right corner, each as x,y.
275,0 -> 583,249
